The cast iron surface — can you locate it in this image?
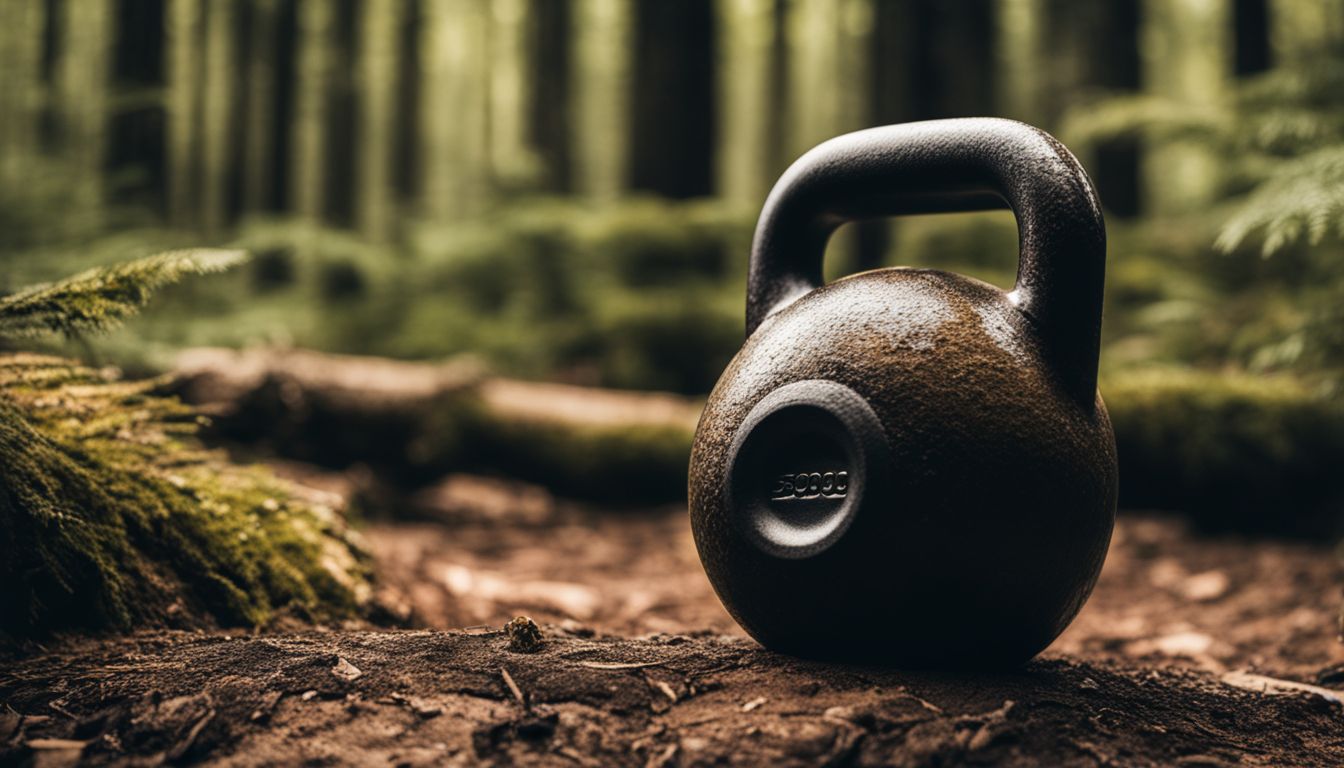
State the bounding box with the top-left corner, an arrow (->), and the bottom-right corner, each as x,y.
690,118 -> 1118,667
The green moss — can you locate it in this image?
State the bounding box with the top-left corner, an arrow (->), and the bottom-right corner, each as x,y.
1104,367 -> 1344,531
0,354 -> 369,639
468,416 -> 696,504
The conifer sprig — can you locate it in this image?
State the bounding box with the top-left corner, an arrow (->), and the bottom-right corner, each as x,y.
0,249 -> 247,338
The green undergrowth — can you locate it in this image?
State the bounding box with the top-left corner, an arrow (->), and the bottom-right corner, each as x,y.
1105,368 -> 1344,532
0,255 -> 370,641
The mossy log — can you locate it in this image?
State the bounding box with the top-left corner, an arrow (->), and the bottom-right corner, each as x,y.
0,353 -> 371,642
171,348 -> 698,503
171,348 -> 1344,531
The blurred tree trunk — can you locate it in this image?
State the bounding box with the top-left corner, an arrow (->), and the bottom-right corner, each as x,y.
490,0 -> 538,191
420,0 -> 491,221
357,0 -> 403,241
243,0 -> 280,215
528,0 -> 572,192
785,0 -> 873,274
55,0 -> 113,218
995,0 -> 1046,125
629,0 -> 716,198
166,0 -> 203,229
715,0 -> 776,209
0,0 -> 44,192
1269,0 -> 1344,63
571,0 -> 631,200
201,1 -> 237,236
291,0 -> 335,224
1141,0 -> 1231,215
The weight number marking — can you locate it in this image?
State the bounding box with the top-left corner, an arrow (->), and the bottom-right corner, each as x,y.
770,471 -> 848,500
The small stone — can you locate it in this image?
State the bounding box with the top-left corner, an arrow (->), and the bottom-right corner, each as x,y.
505,616 -> 545,653
331,656 -> 363,682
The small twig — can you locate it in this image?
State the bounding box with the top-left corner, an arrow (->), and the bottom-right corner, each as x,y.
461,625 -> 504,637
500,667 -> 526,709
645,673 -> 678,703
577,661 -> 664,671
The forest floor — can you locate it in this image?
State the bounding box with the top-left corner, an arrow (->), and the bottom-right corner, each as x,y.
3,472 -> 1344,766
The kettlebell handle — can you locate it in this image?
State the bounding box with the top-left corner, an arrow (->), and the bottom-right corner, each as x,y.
747,118 -> 1106,404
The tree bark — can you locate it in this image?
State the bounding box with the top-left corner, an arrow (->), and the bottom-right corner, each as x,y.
357,0 -> 404,241
291,0 -> 336,224
420,0 -> 491,221
570,0 -> 632,200
995,0 -> 1047,125
1269,0 -> 1344,65
243,0 -> 281,215
715,0 -> 777,208
0,0 -> 44,192
201,0 -> 238,236
1141,0 -> 1231,215
489,0 -> 538,191
55,0 -> 113,219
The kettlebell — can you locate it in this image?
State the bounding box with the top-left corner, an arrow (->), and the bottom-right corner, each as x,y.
689,118 -> 1117,667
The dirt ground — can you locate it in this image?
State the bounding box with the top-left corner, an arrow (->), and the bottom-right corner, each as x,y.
3,473 -> 1343,766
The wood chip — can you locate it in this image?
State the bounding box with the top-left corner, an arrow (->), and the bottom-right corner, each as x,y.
577,661 -> 663,670
500,667 -> 526,708
651,679 -> 678,703
250,690 -> 283,722
741,696 -> 766,712
330,657 -> 363,682
1221,671 -> 1343,704
166,708 -> 216,762
645,743 -> 678,768
25,738 -> 87,750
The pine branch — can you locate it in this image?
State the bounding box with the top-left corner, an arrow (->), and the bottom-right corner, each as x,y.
0,249 -> 248,338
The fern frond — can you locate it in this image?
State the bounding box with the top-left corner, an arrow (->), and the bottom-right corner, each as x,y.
0,249 -> 247,338
1216,145 -> 1344,255
1061,94 -> 1227,147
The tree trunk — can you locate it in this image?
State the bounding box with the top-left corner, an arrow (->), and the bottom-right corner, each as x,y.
1269,0 -> 1344,65
243,0 -> 281,215
166,0 -> 203,228
1141,0 -> 1231,215
784,0 -> 874,275
0,0 -> 44,192
570,0 -> 632,200
357,0 -> 404,241
291,0 -> 335,224
995,0 -> 1047,125
715,0 -> 777,209
55,0 -> 113,219
490,0 -> 538,191
201,0 -> 238,236
420,0 -> 491,221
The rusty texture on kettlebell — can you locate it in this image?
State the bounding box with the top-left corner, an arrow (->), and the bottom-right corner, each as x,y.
688,118 -> 1118,668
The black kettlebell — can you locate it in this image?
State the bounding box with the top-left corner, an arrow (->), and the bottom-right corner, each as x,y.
689,118 -> 1117,667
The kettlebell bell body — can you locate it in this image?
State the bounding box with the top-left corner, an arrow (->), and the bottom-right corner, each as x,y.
689,119 -> 1117,667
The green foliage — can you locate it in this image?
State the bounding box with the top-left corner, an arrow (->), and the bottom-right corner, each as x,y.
0,354 -> 369,640
0,254 -> 368,640
1105,367 -> 1344,532
0,249 -> 247,338
1066,54 -> 1344,256
1065,54 -> 1344,389
1215,145 -> 1344,255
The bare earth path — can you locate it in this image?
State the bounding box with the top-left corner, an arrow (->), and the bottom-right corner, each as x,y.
3,475 -> 1343,766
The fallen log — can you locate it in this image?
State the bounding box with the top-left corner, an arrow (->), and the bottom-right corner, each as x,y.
170,348 -> 1344,532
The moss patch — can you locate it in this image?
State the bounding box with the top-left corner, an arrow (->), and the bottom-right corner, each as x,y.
1105,368 -> 1344,532
0,354 -> 370,641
